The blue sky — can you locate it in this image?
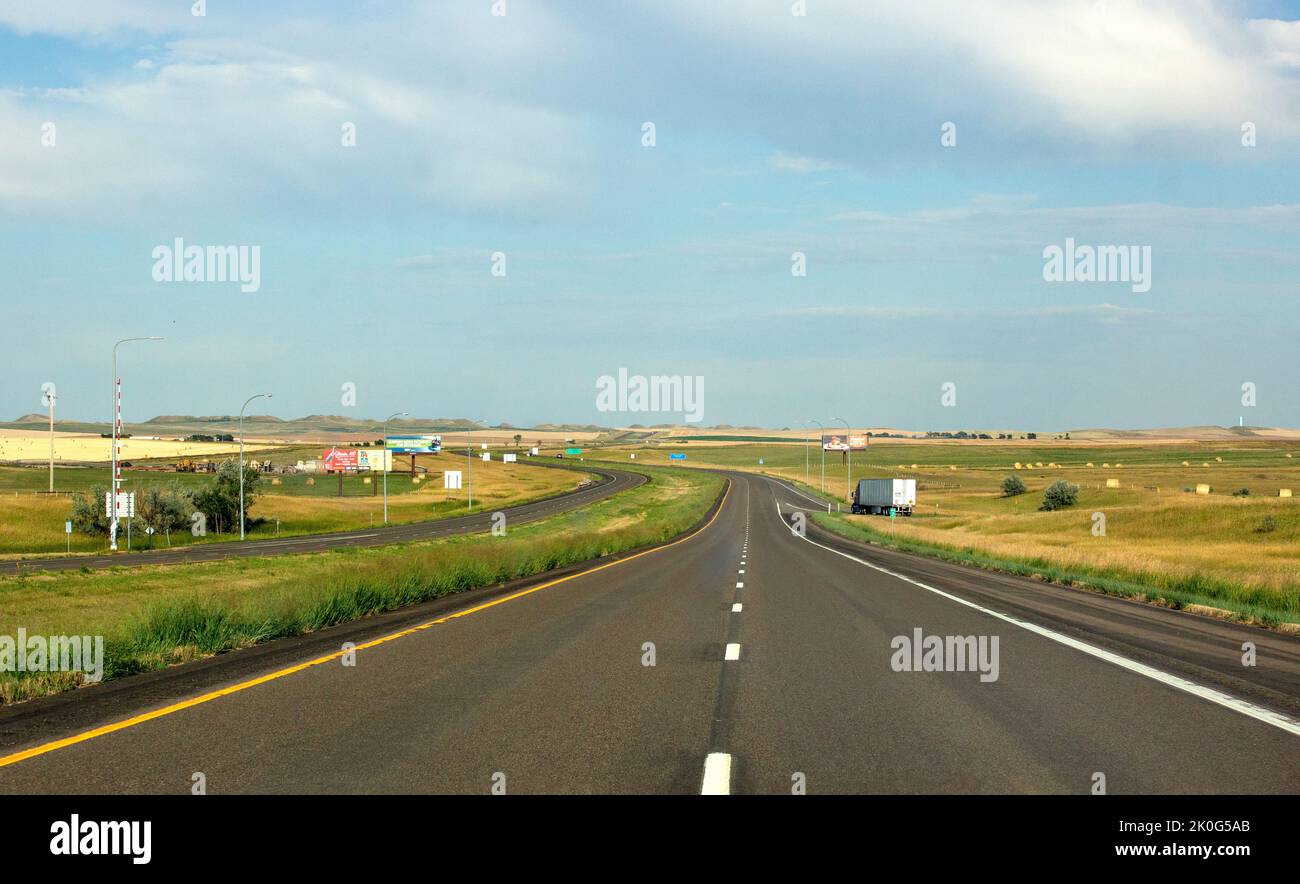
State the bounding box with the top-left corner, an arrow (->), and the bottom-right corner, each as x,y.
1,0 -> 1298,431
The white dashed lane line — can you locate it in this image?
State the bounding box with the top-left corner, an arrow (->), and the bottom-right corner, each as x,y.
701,752 -> 732,795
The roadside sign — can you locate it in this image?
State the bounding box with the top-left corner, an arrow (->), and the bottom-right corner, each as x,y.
444,470 -> 463,490
386,435 -> 442,454
566,447 -> 582,455
668,453 -> 686,461
323,448 -> 359,472
104,491 -> 135,518
530,447 -> 539,456
822,434 -> 869,452
64,520 -> 72,534
503,453 -> 517,463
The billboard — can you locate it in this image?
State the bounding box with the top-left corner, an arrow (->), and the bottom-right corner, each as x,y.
323,448 -> 391,472
323,448 -> 359,472
822,434 -> 869,452
386,435 -> 442,454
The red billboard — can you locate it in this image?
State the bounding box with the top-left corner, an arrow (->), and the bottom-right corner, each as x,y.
323,448 -> 360,472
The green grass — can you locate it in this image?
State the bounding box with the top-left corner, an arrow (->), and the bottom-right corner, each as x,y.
0,465 -> 723,704
0,458 -> 591,557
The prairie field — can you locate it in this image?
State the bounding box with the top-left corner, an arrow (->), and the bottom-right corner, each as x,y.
588,439 -> 1300,624
0,452 -> 586,558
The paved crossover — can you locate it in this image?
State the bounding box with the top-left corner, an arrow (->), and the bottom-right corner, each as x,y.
1,470 -> 1296,793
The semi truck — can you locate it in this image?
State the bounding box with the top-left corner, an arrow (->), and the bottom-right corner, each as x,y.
852,478 -> 916,516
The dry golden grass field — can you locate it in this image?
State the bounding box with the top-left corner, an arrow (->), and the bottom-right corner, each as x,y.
588,439 -> 1300,623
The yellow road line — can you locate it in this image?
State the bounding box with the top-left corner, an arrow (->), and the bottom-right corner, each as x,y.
0,479 -> 732,770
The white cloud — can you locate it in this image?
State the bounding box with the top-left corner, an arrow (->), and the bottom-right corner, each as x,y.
768,150 -> 847,173
649,0 -> 1300,146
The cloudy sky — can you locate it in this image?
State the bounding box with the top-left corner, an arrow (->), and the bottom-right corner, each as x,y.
2,0 -> 1297,430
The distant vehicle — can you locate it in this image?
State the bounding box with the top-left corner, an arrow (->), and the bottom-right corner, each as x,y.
852,478 -> 916,516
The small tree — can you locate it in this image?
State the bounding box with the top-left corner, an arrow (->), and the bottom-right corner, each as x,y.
513,433 -> 522,449
192,460 -> 261,534
136,483 -> 195,545
1001,475 -> 1026,497
69,485 -> 111,536
1039,480 -> 1080,511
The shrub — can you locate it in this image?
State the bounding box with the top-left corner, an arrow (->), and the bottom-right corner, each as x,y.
1001,475 -> 1027,497
1039,480 -> 1080,511
1232,487 -> 1250,497
69,485 -> 111,535
1255,516 -> 1278,534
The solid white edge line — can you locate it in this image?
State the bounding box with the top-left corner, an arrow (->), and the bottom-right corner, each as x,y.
701,752 -> 732,795
769,484 -> 1300,739
735,582 -> 744,588
725,642 -> 741,660
732,603 -> 743,612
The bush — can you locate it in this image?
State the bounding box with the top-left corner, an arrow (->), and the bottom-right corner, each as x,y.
1039,480 -> 1080,511
69,485 -> 111,535
1255,516 -> 1278,534
1001,475 -> 1027,497
135,482 -> 196,542
1232,487 -> 1250,497
191,459 -> 261,534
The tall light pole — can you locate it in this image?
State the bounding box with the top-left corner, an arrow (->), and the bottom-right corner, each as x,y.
801,419 -> 814,487
383,411 -> 407,524
44,386 -> 56,493
834,417 -> 852,503
239,393 -> 272,540
808,419 -> 825,494
466,418 -> 485,511
110,336 -> 162,551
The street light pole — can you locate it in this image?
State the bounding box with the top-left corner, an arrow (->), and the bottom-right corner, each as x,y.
808,419 -> 825,494
383,411 -> 407,524
834,417 -> 852,503
110,336 -> 162,551
801,420 -> 813,487
466,418 -> 485,511
239,393 -> 272,540
46,389 -> 56,493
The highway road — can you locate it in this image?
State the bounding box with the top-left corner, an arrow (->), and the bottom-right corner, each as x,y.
0,460 -> 642,575
1,470 -> 1297,794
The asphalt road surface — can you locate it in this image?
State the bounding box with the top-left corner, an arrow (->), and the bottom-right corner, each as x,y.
0,460 -> 641,575
1,470 -> 1297,794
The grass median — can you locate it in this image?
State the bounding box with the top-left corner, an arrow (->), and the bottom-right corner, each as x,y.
0,465 -> 724,704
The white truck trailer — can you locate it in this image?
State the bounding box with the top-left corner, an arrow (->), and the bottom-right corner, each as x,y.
852,478 -> 916,516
